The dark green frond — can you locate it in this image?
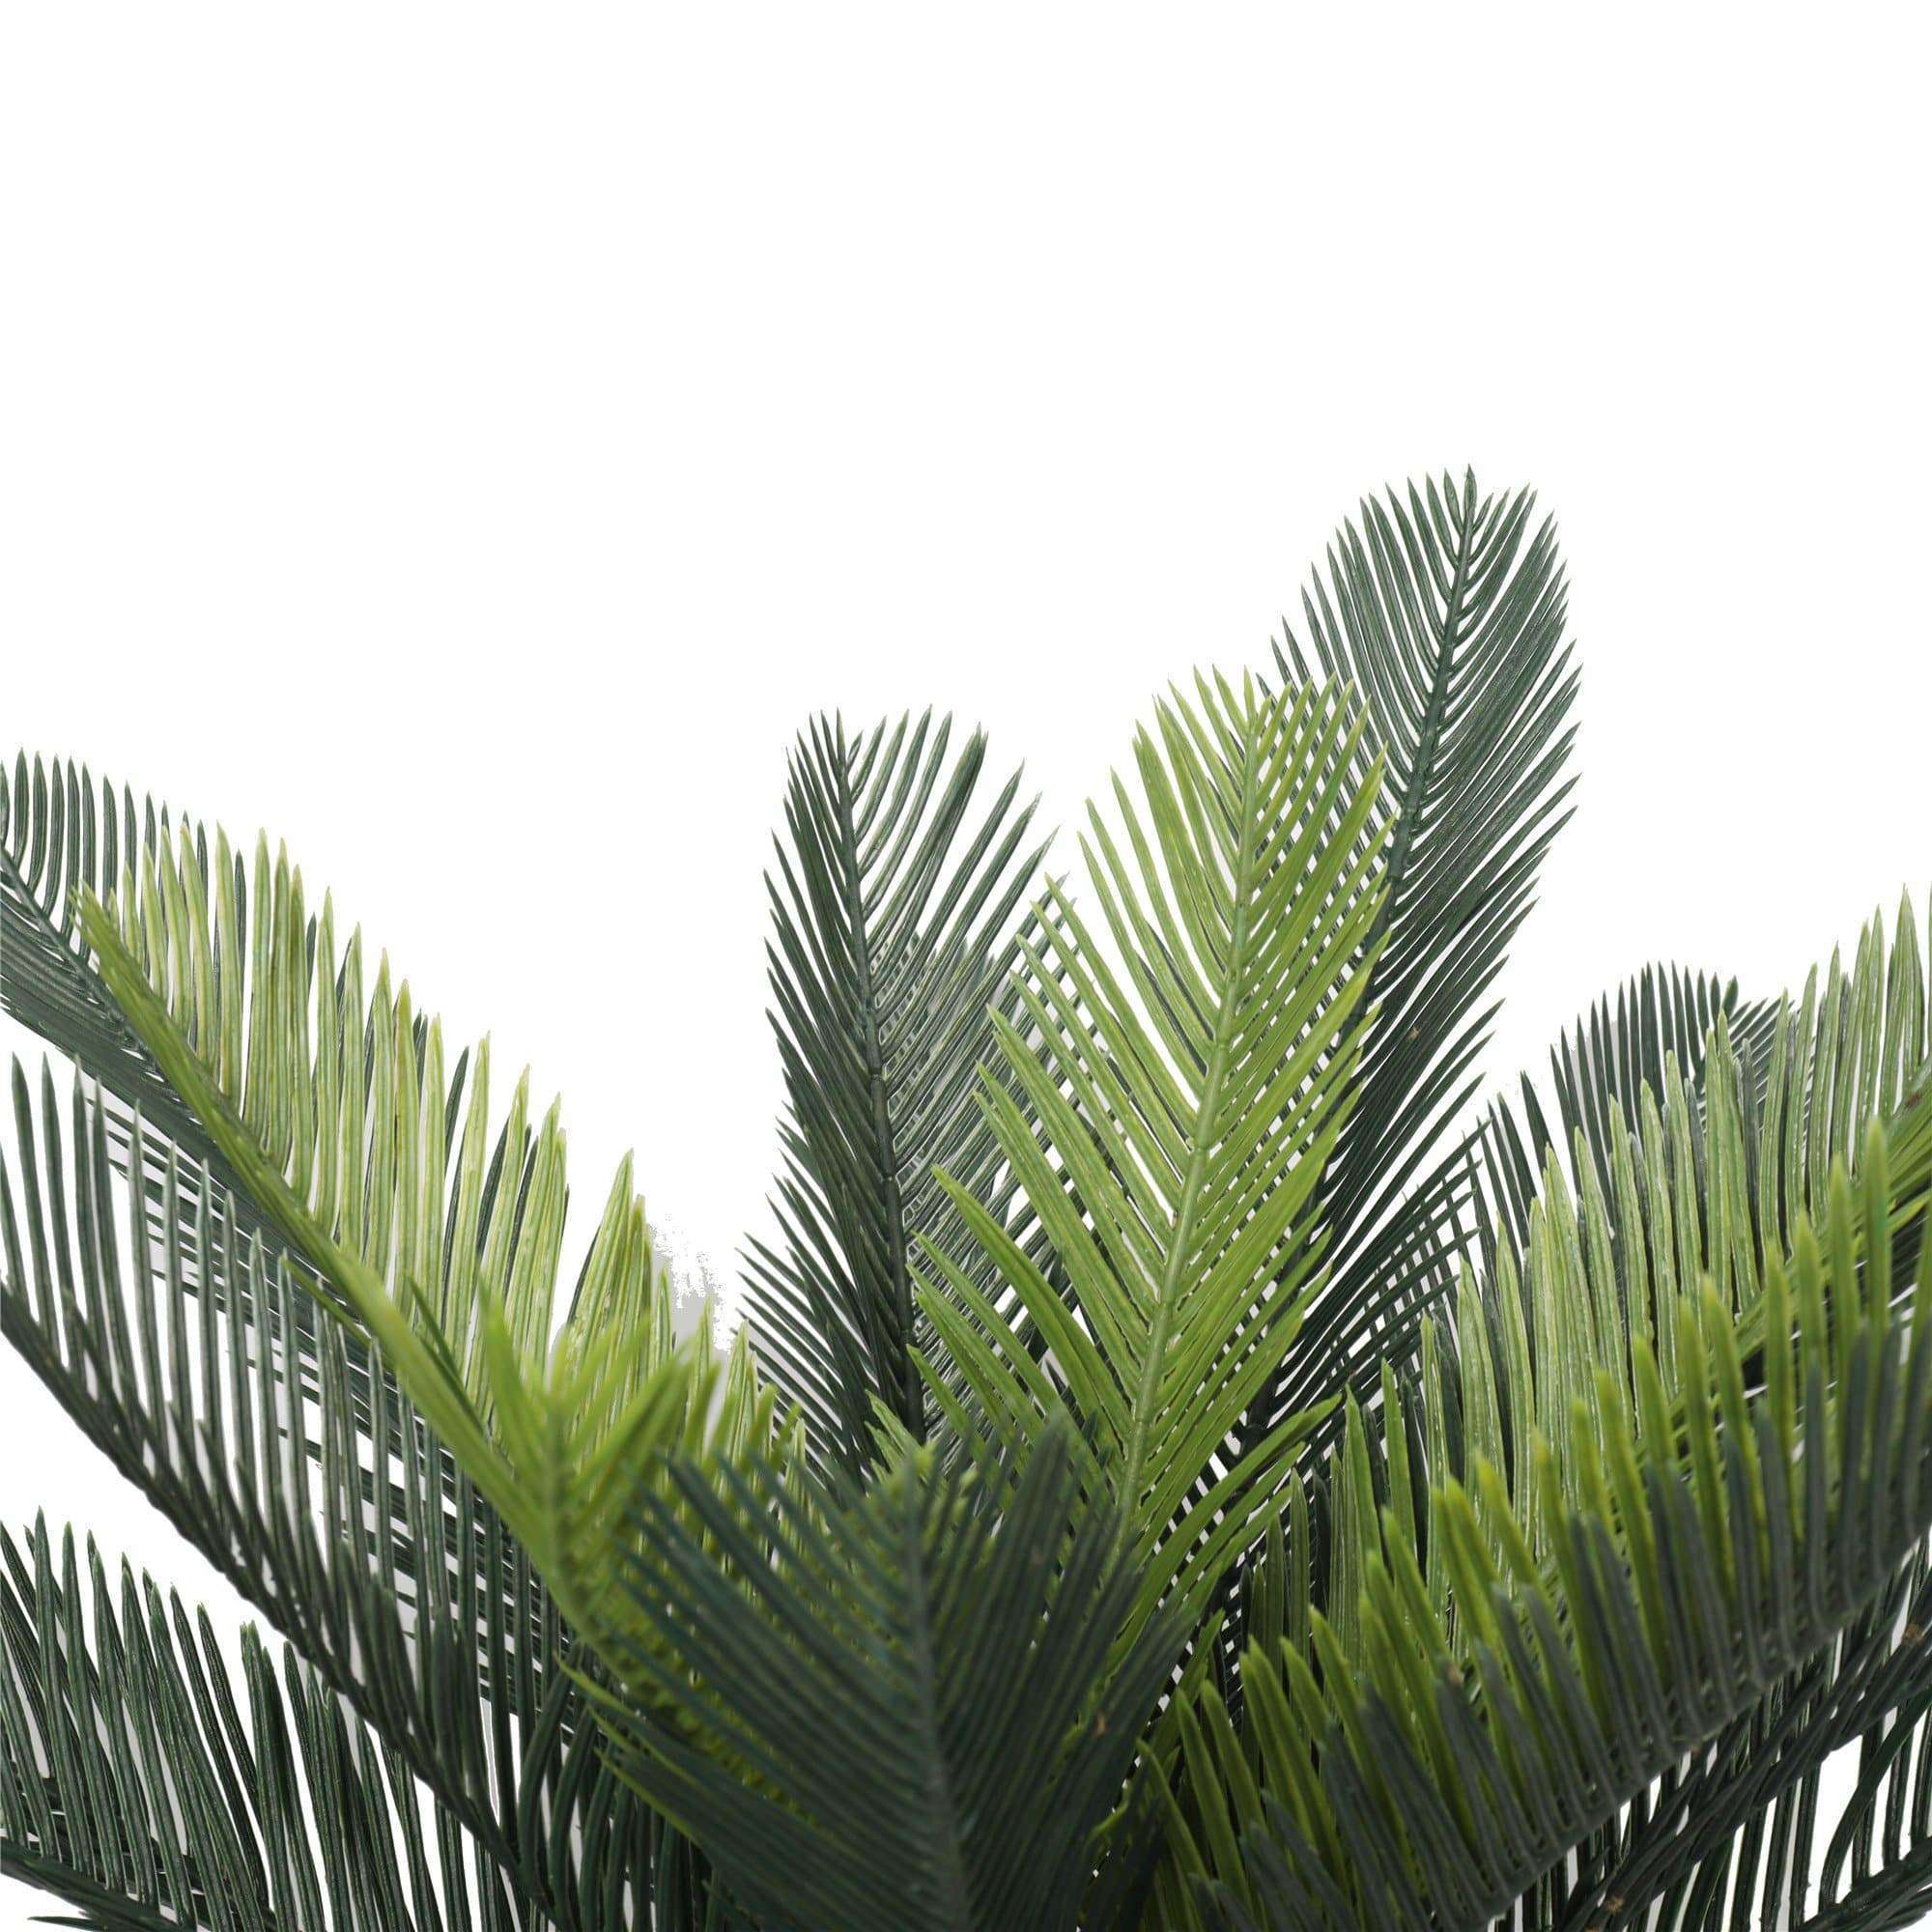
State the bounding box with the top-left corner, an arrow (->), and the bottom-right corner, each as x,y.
743,711 -> 1046,1480
0,757 -> 222,1179
1,1515 -> 478,1931
0,1062 -> 690,1928
1,753 -> 496,1528
1250,470 -> 1577,1452
1556,1544 -> 1932,1929
589,1428 -> 1179,1932
1474,895 -> 1928,1287
1471,963 -> 1763,1265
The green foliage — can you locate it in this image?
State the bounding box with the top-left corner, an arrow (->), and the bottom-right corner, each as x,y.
587,1428 -> 1179,1932
2,1515 -> 460,1931
5,468 -> 1931,1932
744,710 -> 1045,1481
0,1068 -> 668,1925
919,672 -> 1386,1647
1248,474 -> 1577,1459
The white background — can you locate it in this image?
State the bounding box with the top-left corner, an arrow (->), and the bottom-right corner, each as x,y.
3,7 -> 1929,1924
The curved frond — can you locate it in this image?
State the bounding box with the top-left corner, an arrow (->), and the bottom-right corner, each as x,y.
743,711 -> 1046,1480
1,1515 -> 481,1930
1175,1090 -> 1932,1932
919,672 -> 1388,1641
0,1063 -> 702,1928
1249,471 -> 1577,1452
63,812 -> 756,1641
1471,963 -> 1763,1265
1158,1007 -> 1932,1928
1,786 -> 799,1923
1,757 -> 219,1175
2,754 -> 497,1528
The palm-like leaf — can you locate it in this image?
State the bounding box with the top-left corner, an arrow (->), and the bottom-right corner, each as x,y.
586,1426 -> 1179,1932
1247,471 -> 1577,1454
2,1515 -> 499,1930
1,757 -> 223,1180
1445,899 -> 1932,1928
1157,977 -> 1932,1928
0,1065 -> 687,1927
1470,963 -> 1767,1264
744,711 -> 1046,1480
921,673 -> 1387,1643
1,756 -> 505,1521
1159,1059 -> 1932,1932
67,823 -> 749,1643
10,468 -> 1925,1932
2,782 -> 793,1924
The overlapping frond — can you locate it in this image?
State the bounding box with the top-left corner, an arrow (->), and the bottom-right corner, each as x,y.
1,1515 -> 490,1931
919,673 -> 1388,1643
585,1427 -> 1179,1932
0,1065 -> 690,1926
1561,1542 -> 1932,1930
0,785 -> 809,1925
1155,1009 -> 1932,1929
1248,471 -> 1577,1453
9,468 -> 1926,1932
1,754 -> 516,1521
1,756 -> 222,1178
743,711 -> 1046,1481
1476,898 -> 1926,1281
1471,963 -> 1763,1264
64,821 -> 757,1647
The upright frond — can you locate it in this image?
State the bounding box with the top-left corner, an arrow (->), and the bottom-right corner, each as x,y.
744,711 -> 1046,1479
588,1429 -> 1180,1932
1249,470 -> 1577,1452
921,672 -> 1387,1642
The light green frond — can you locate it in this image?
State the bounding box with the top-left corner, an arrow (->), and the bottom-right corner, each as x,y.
70,833 -> 758,1645
917,671 -> 1388,1643
1166,1088 -> 1932,1930
1475,898 -> 1927,1285
1471,962 -> 1764,1264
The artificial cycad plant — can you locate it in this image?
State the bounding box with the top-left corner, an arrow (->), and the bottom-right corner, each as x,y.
4,470 -> 1931,1931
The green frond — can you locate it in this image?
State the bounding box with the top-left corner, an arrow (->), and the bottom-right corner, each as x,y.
917,671 -> 1387,1644
1,1514 -> 505,1930
1570,1544 -> 1932,1929
1471,962 -> 1764,1265
58,811 -> 834,1932
743,711 -> 1047,1480
1,757 -> 222,1180
1160,1024 -> 1932,1929
66,824 -> 759,1648
1,755 -> 501,1530
0,1065 -> 680,1927
1159,1097 -> 1932,1924
1249,470 -> 1577,1455
1,777 -> 791,1918
585,1427 -> 1180,1932
11,468 -> 1925,1932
